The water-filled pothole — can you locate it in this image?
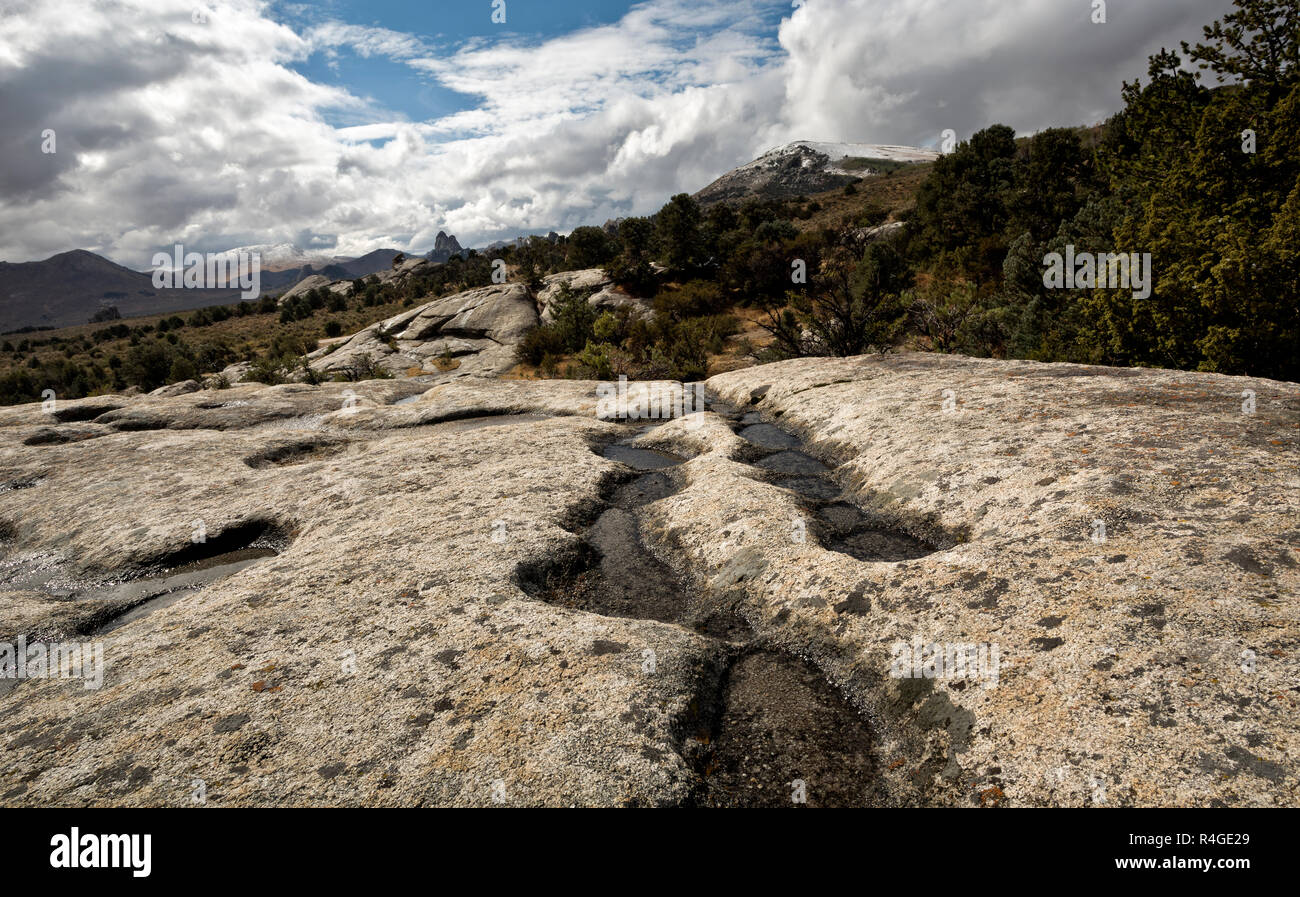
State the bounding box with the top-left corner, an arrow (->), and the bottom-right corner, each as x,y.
601,444 -> 685,470
816,502 -> 936,561
774,476 -> 841,501
683,649 -> 879,807
0,521 -> 289,640
738,423 -> 802,451
521,472 -> 706,629
755,450 -> 829,476
94,547 -> 277,634
517,463 -> 878,805
733,414 -> 942,562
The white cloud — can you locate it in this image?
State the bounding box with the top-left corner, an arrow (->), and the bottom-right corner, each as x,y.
0,0 -> 1230,267
775,0 -> 1226,147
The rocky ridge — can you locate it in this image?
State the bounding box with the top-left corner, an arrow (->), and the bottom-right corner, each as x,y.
694,140 -> 939,205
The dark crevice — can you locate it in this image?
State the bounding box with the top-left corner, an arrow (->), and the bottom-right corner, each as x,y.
0,521 -> 293,655
244,439 -> 348,469
421,409 -> 555,426
137,520 -> 290,572
47,403 -> 123,423
77,520 -> 292,635
513,539 -> 598,600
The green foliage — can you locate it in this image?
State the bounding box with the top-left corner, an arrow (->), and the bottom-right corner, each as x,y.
120,339 -> 180,391
516,325 -> 565,367
565,226 -> 619,269
653,193 -> 704,271
763,245 -> 910,358
1181,0 -> 1297,94
1081,0 -> 1300,379
549,285 -> 599,352
910,124 -> 1018,281
515,285 -> 597,366
891,0 -> 1299,381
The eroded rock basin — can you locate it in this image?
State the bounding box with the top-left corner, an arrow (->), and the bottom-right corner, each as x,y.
687,650 -> 878,808
93,549 -> 277,635
525,463 -> 880,806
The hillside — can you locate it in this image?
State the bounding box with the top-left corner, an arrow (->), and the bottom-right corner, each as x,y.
694,140 -> 937,205
0,250 -> 240,332
0,244 -> 414,333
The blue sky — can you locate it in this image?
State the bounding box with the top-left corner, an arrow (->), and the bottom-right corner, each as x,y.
280,1 -> 658,127
0,0 -> 1231,265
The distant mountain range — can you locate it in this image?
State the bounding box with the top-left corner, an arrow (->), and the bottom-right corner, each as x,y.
0,246 -> 415,332
254,248 -> 408,293
0,250 -> 243,333
693,140 -> 938,205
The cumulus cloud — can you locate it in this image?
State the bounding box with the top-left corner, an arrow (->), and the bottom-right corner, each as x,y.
775,0 -> 1227,146
0,0 -> 1230,267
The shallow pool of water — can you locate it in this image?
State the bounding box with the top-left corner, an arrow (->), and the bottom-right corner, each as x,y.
601,444 -> 686,471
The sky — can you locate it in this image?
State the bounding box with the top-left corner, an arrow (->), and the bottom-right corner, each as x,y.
0,0 -> 1232,267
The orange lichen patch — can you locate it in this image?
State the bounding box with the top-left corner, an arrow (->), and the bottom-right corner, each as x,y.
978,785 -> 1006,807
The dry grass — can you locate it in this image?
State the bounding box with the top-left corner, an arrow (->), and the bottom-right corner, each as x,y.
795,163 -> 932,232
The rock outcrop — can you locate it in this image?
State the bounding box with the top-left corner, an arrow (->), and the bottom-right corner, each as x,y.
281,269 -> 647,381
280,255 -> 437,303
306,282 -> 538,378
0,353 -> 1295,807
535,269 -> 652,323
278,274 -> 335,301
426,231 -> 464,264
